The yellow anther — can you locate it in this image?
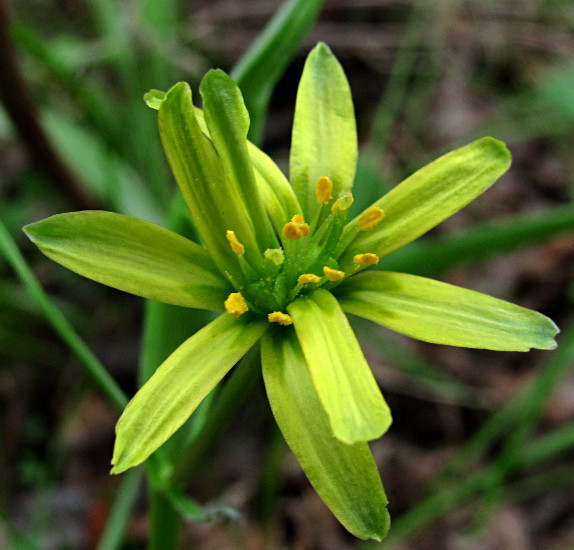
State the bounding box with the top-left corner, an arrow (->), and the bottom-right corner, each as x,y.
359,207 -> 385,231
323,266 -> 345,281
226,230 -> 245,255
224,292 -> 248,318
268,311 -> 293,325
332,191 -> 354,212
298,273 -> 322,285
315,176 -> 333,205
282,214 -> 310,240
353,253 -> 380,266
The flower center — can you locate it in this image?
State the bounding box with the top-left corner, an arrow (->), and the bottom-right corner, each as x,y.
224,176 -> 383,322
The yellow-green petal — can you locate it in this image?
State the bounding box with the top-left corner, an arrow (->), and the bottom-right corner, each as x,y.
337,271 -> 559,351
24,211 -> 230,310
111,314 -> 268,473
158,82 -> 261,282
200,69 -> 277,251
287,289 -> 391,444
248,142 -> 301,228
261,329 -> 390,541
339,137 -> 512,268
290,43 -> 358,218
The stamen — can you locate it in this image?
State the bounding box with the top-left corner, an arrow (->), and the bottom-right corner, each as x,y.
298,273 -> 321,285
264,248 -> 285,266
268,311 -> 293,325
224,292 -> 248,317
315,176 -> 333,205
282,214 -> 310,240
353,253 -> 380,266
331,191 -> 354,212
359,207 -> 384,231
323,266 -> 345,281
226,230 -> 245,255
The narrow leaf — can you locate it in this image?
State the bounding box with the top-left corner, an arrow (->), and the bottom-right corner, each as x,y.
337,271 -> 559,351
339,137 -> 512,268
262,329 -> 390,540
287,289 -> 391,444
24,211 -> 230,311
111,314 -> 267,473
290,43 -> 358,218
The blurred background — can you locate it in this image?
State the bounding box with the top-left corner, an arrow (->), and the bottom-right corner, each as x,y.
1,0 -> 574,548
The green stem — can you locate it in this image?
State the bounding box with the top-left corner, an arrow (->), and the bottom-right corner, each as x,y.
96,469 -> 142,550
0,214 -> 128,411
149,489 -> 180,550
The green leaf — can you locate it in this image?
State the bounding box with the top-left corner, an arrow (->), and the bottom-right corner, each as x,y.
339,137 -> 512,268
290,43 -> 358,218
200,70 -> 276,251
337,271 -> 559,351
158,82 -> 262,283
111,314 -> 267,473
261,329 -> 390,541
378,203 -> 574,277
287,289 -> 391,444
231,0 -> 326,143
23,211 -> 231,311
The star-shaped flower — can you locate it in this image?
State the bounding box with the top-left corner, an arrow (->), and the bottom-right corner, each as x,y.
24,43 -> 559,540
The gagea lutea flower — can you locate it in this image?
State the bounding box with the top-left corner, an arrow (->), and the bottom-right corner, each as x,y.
24,43 -> 559,541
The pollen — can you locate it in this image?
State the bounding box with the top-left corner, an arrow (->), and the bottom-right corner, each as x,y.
315,176 -> 333,205
331,191 -> 354,212
226,230 -> 245,255
323,266 -> 345,281
298,273 -> 322,285
359,207 -> 385,231
224,292 -> 248,318
282,214 -> 310,240
268,311 -> 293,325
353,253 -> 380,266
264,248 -> 285,266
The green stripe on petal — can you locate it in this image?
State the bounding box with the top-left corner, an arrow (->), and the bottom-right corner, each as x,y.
111,314 -> 268,473
339,137 -> 512,269
24,211 -> 230,311
337,271 -> 559,351
290,43 -> 358,218
200,70 -> 277,251
287,289 -> 391,444
261,329 -> 390,541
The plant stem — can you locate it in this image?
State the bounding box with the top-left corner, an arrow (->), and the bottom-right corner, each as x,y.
96,469 -> 143,550
149,489 -> 180,550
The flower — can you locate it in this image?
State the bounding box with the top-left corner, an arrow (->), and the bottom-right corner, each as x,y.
23,43 -> 559,541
